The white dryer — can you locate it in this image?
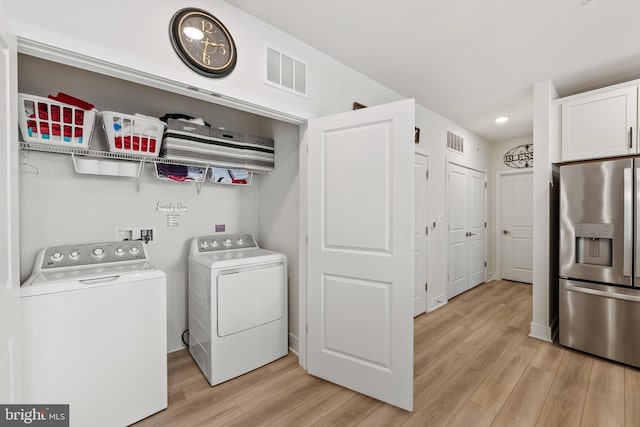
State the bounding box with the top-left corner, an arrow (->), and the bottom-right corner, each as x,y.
188,233 -> 287,386
21,241 -> 167,427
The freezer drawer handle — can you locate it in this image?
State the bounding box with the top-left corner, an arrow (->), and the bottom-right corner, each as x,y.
565,282 -> 640,303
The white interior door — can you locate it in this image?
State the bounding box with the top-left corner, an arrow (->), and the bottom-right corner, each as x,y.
0,10 -> 21,403
447,163 -> 486,298
468,170 -> 486,288
307,99 -> 414,411
500,171 -> 533,283
413,153 -> 428,316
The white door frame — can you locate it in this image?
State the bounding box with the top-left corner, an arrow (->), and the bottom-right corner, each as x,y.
495,169 -> 533,280
445,159 -> 488,292
0,6 -> 21,402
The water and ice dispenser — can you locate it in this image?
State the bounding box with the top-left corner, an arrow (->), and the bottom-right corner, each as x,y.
574,223 -> 613,267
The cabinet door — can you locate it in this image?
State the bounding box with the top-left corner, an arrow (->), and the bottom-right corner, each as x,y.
561,86 -> 637,161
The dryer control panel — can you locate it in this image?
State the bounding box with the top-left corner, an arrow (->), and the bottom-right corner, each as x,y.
41,241 -> 147,269
197,234 -> 257,252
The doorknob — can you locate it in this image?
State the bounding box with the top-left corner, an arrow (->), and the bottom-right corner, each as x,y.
465,232 -> 476,237
503,230 -> 511,235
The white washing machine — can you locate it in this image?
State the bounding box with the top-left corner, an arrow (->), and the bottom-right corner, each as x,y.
21,241 -> 167,427
188,233 -> 287,386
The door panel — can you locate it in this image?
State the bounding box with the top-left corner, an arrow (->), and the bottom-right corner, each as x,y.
0,10 -> 19,403
308,99 -> 414,411
324,125 -> 390,252
447,166 -> 467,297
468,170 -> 485,287
501,172 -> 533,283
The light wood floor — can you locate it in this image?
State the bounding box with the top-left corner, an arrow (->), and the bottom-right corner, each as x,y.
135,280 -> 640,426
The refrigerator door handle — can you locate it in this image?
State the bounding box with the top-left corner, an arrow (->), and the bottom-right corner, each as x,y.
624,167 -> 632,277
565,282 -> 640,303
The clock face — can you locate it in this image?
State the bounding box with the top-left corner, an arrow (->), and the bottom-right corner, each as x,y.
170,8 -> 237,77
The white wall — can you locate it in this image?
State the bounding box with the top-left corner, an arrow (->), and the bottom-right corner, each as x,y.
8,0 -> 494,353
531,80 -> 559,341
4,0 -> 404,121
414,105 -> 492,312
256,121 -> 300,353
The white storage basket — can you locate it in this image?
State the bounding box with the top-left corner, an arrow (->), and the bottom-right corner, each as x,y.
101,111 -> 165,157
18,93 -> 96,148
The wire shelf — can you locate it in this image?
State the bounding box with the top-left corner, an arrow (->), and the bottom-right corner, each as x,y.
19,141 -> 262,170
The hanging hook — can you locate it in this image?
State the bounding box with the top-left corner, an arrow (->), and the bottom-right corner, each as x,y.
19,150 -> 39,175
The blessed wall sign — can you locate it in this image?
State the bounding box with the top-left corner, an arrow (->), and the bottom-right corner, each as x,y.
504,144 -> 533,169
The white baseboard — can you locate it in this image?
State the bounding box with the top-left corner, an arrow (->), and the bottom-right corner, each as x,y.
288,333 -> 299,356
529,321 -> 553,342
168,336 -> 186,353
486,272 -> 496,282
427,293 -> 447,313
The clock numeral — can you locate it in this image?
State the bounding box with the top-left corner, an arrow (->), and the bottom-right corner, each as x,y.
202,52 -> 211,65
201,20 -> 213,35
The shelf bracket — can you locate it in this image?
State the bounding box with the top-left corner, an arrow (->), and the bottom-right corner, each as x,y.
136,159 -> 146,193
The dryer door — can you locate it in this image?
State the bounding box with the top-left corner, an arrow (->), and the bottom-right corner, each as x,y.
216,263 -> 285,337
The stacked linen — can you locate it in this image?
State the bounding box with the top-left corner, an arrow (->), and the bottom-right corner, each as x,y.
208,168 -> 250,184
160,118 -> 275,173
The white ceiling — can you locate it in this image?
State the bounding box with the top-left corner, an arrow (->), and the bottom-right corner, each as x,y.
223,0 -> 640,142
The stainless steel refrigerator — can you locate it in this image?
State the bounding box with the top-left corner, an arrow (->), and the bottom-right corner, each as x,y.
559,157 -> 640,367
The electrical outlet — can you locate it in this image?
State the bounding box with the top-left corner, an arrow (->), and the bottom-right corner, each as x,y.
140,229 -> 154,243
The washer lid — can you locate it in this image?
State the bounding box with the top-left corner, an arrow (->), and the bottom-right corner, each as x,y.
21,262 -> 165,297
190,248 -> 286,269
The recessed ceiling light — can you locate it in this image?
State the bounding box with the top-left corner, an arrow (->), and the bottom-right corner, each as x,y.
495,116 -> 509,124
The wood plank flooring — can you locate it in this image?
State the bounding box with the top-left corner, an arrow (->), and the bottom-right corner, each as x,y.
134,280 -> 640,426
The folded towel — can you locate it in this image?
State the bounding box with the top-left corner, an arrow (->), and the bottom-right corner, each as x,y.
228,169 -> 249,180
157,163 -> 188,177
211,168 -> 232,183
187,166 -> 206,181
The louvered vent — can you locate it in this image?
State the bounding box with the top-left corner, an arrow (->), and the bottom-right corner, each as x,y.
446,131 -> 464,153
266,46 -> 307,97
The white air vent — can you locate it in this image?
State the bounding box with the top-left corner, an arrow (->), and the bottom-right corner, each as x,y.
266,46 -> 307,97
446,131 -> 464,154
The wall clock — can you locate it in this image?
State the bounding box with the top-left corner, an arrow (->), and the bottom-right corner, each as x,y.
169,8 -> 237,78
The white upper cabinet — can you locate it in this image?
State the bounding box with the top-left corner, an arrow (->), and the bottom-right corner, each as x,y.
561,86 -> 638,161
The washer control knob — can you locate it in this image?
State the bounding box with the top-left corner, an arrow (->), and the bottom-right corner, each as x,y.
69,251 -> 80,260
130,247 -> 139,255
51,252 -> 63,262
236,238 -> 244,245
115,248 -> 125,256
92,248 -> 104,257
211,240 -> 219,247
201,240 -> 209,249
224,238 -> 232,246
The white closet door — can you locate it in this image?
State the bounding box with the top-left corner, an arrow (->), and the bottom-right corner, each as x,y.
0,9 -> 21,403
307,99 -> 414,411
501,172 -> 533,283
447,163 -> 486,298
413,153 -> 428,316
447,164 -> 468,298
